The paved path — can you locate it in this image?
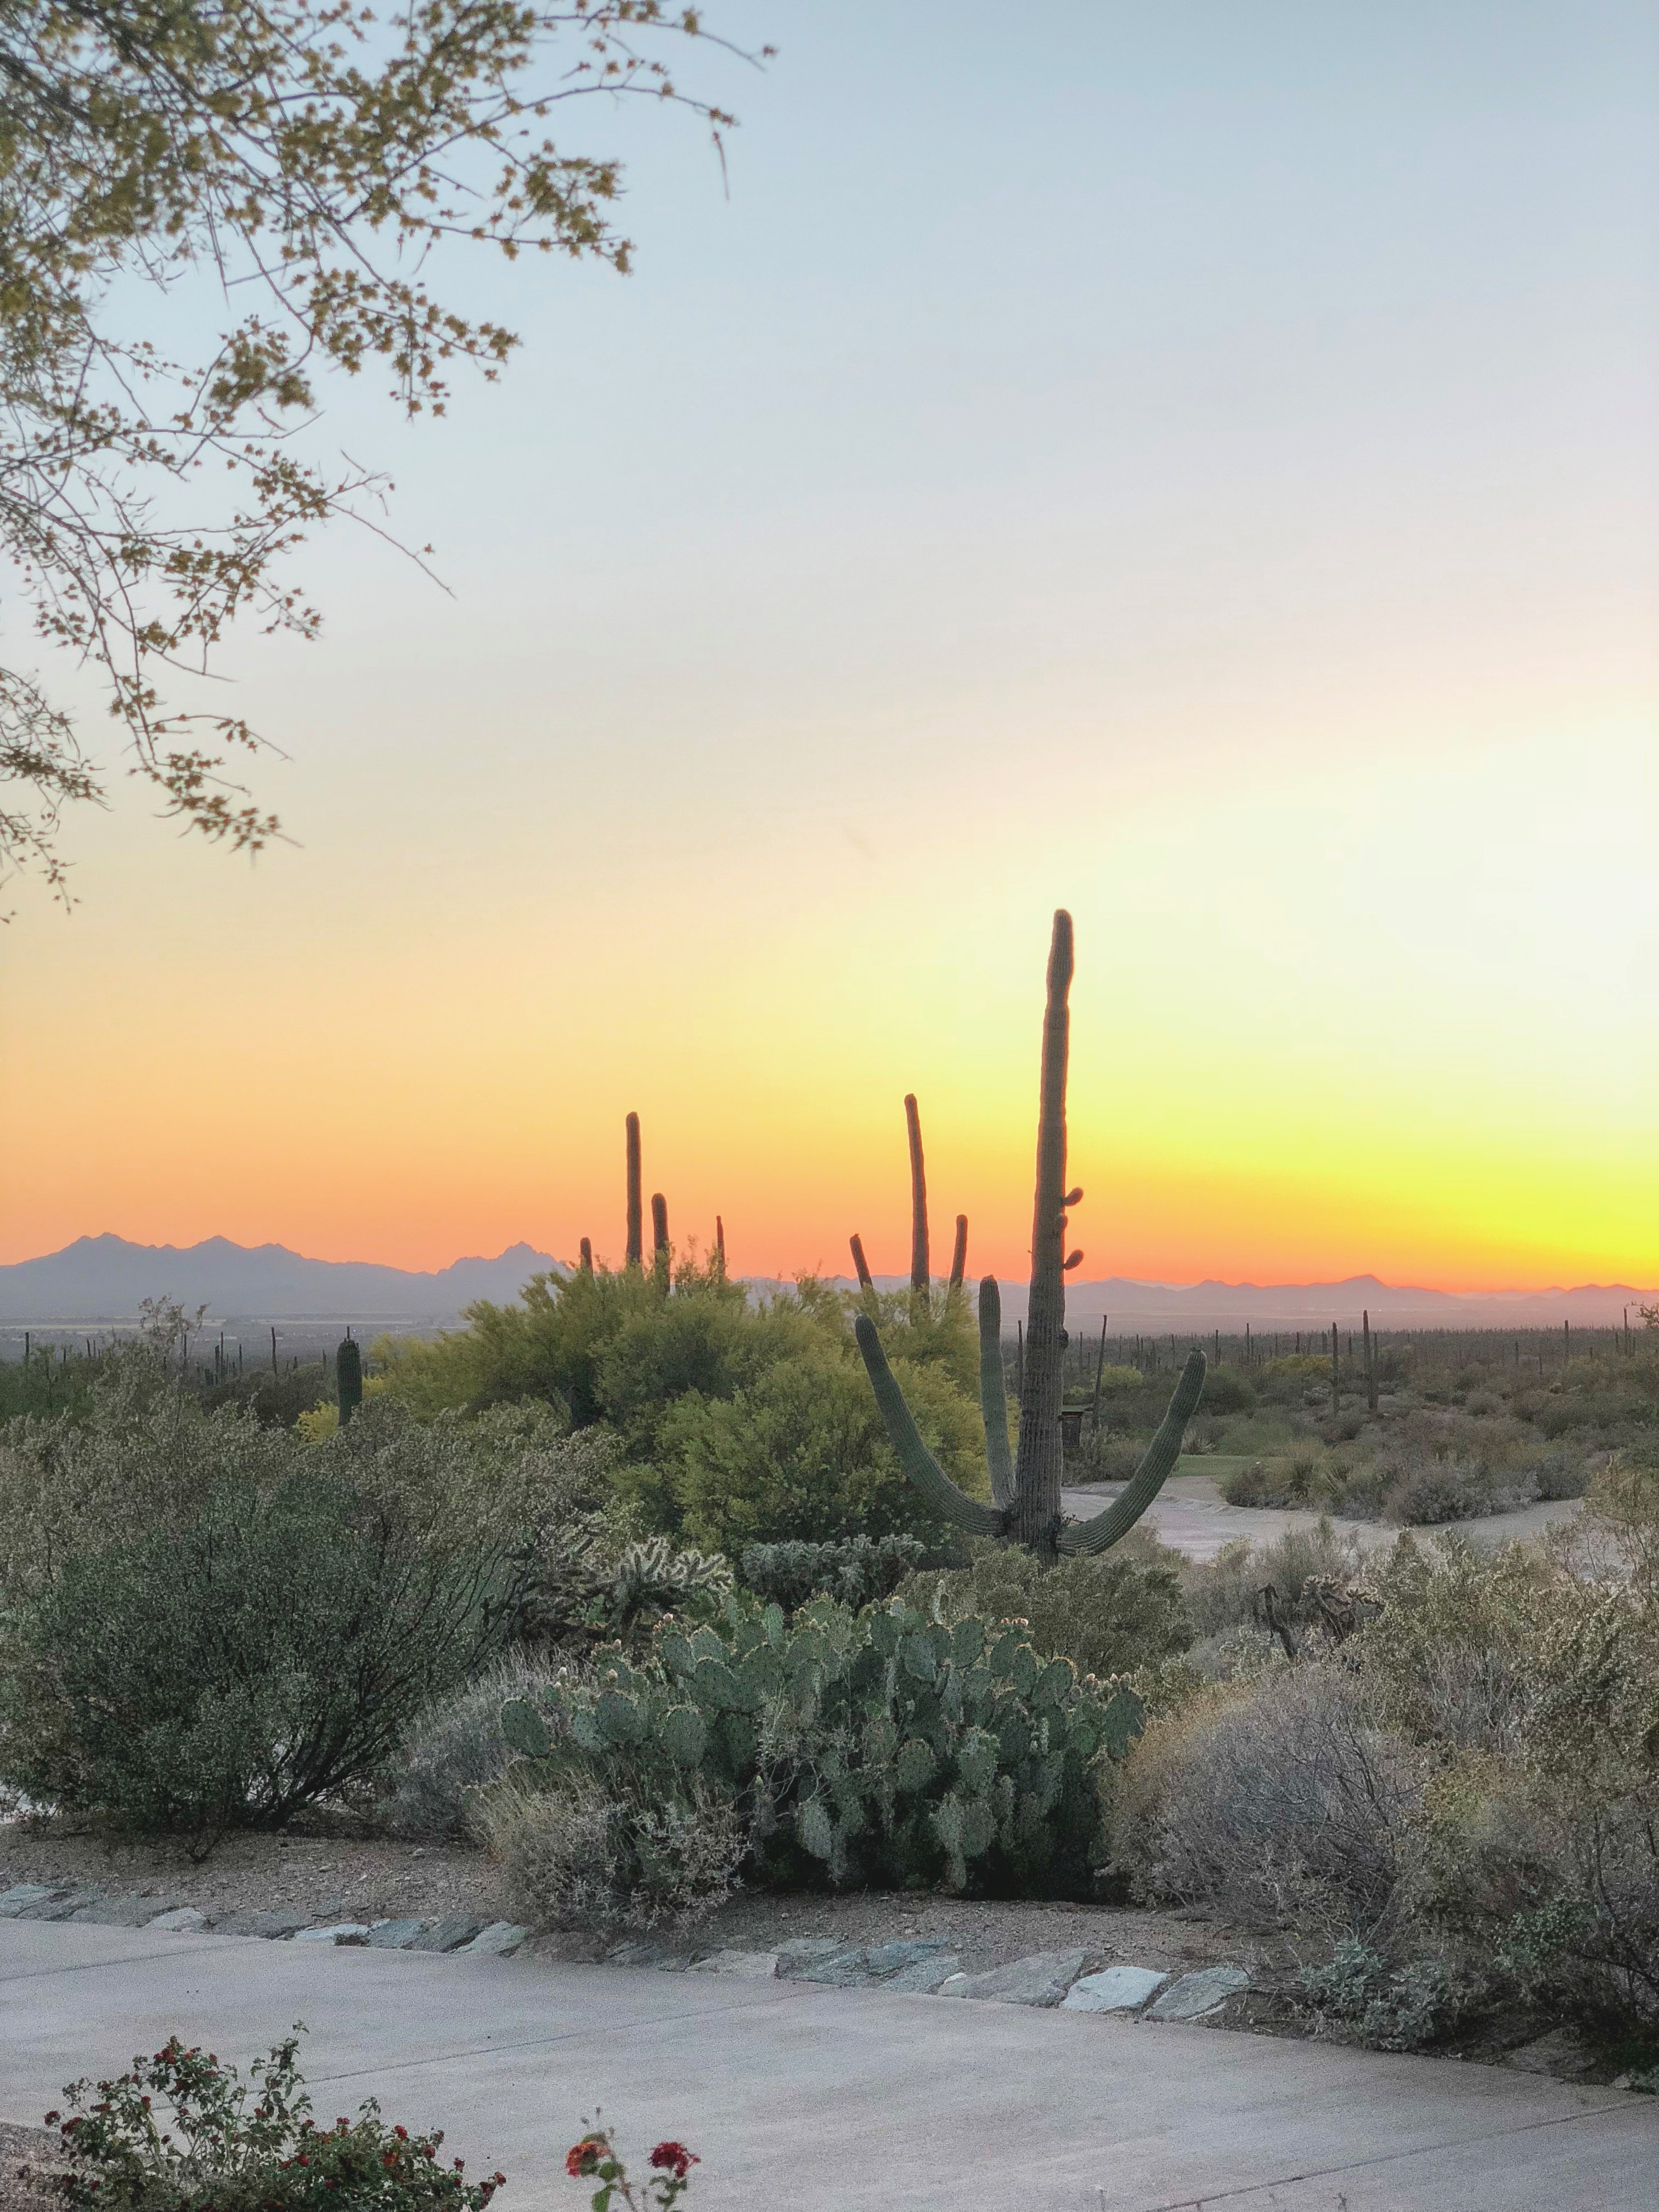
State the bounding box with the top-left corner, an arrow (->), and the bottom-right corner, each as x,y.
5,1923 -> 1652,2209
1062,1473 -> 1584,1564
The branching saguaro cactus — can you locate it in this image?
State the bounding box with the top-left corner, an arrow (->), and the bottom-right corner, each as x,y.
855,910 -> 1206,1561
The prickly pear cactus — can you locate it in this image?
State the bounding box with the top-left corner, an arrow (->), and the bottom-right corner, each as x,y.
499,1588 -> 1144,1899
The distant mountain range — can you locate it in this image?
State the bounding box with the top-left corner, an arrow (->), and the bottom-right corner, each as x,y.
0,1234 -> 564,1322
1,1234 -> 1652,1331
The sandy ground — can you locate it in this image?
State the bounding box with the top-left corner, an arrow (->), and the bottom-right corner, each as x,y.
0,2124 -> 63,2212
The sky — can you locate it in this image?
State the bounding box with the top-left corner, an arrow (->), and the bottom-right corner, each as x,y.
2,0 -> 1656,1290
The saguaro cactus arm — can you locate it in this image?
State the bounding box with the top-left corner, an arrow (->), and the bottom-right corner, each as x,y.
978,1276 -> 1015,1509
1057,1348 -> 1206,1555
854,1312 -> 1007,1537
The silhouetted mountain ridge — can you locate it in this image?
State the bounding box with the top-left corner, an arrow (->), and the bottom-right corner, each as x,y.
1,1234 -> 1650,1329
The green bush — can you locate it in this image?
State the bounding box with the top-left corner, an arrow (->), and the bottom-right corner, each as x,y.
495,1591 -> 1146,1926
42,2030 -> 506,2212
637,1338 -> 984,1552
3,1465 -> 530,1849
1184,1521 -> 1376,1641
738,1534 -> 927,1614
898,1543 -> 1192,1682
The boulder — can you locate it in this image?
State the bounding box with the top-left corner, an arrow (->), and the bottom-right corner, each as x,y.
939,1950 -> 1087,2008
1063,1966 -> 1169,2015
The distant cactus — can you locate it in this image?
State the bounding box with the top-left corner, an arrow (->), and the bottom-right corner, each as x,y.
855,912 -> 1205,1560
905,1093 -> 929,1295
715,1215 -> 727,1277
579,1237 -> 594,1274
336,1335 -> 362,1427
1363,1308 -> 1378,1413
849,1232 -> 874,1291
625,1112 -> 643,1269
949,1214 -> 968,1291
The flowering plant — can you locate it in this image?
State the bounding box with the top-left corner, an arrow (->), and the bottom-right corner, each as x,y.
42,2029 -> 507,2211
563,2124 -> 697,2210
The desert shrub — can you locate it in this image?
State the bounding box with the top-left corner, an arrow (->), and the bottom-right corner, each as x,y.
2,1466 -> 531,1849
479,1770 -> 744,1935
498,1592 -> 1147,1917
738,1534 -> 926,1614
899,1543 -> 1192,1681
42,2030 -> 505,2212
1184,1522 -> 1376,1640
1351,1535 -> 1659,2030
1300,1937 -> 1468,2052
390,1654 -> 571,1841
1069,1430 -> 1149,1482
637,1338 -> 983,1552
1113,1662 -> 1423,1940
1220,1452 -> 1331,1510
1199,1368 -> 1257,1417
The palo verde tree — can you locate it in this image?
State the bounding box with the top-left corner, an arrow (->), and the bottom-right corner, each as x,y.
855,909 -> 1207,1560
0,1 -> 768,901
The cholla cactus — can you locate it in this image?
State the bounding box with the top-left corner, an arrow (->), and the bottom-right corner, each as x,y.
855,911 -> 1205,1560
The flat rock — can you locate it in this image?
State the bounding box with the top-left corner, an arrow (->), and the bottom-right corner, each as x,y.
939,1950 -> 1087,2008
689,1949 -> 780,1980
366,1919 -> 430,1950
863,1940 -> 952,1978
294,1923 -> 371,1945
1148,1966 -> 1251,2021
71,1897 -> 180,1927
407,1916 -> 487,1954
145,1908 -> 207,1934
0,1886 -> 64,1918
775,1937 -> 848,1966
1062,1966 -> 1170,2015
212,1909 -> 310,1939
17,1888 -> 100,1922
792,1945 -> 877,1987
459,1921 -> 529,1957
885,1953 -> 963,1994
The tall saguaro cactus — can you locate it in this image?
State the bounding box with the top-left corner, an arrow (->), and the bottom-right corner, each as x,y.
855,910 -> 1206,1561
949,1214 -> 969,1291
904,1093 -> 929,1295
336,1334 -> 363,1427
625,1113 -> 644,1269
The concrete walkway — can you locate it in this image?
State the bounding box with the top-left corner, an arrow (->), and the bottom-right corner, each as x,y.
4,1922 -> 1653,2210
1062,1472 -> 1584,1564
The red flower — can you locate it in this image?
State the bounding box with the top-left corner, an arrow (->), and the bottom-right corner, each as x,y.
648,2143 -> 698,2180
565,2137 -> 605,2179
394,2126 -> 409,2141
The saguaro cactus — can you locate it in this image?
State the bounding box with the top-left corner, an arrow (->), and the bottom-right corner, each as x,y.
625,1112 -> 644,1269
714,1216 -> 727,1278
579,1237 -> 594,1274
1363,1307 -> 1378,1413
905,1093 -> 929,1295
855,911 -> 1205,1560
949,1214 -> 969,1291
337,1334 -> 363,1427
849,1233 -> 874,1291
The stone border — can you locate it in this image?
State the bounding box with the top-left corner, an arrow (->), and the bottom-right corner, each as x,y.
0,1886 -> 527,1959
